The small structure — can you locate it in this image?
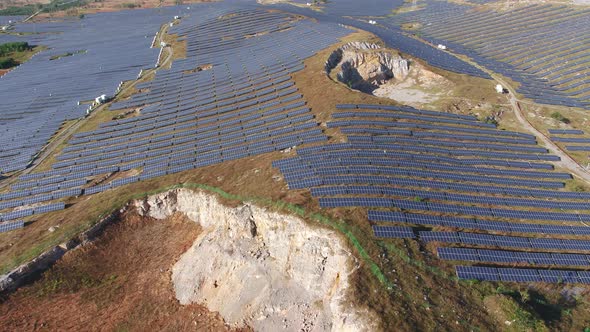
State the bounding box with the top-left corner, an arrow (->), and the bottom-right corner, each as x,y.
174,15 -> 181,20
95,94 -> 110,104
160,41 -> 168,48
437,44 -> 447,50
495,84 -> 507,94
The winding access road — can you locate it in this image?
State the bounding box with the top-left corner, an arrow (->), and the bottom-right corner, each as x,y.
489,73 -> 590,184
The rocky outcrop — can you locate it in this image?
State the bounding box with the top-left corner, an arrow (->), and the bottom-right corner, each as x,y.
135,188 -> 379,331
326,42 -> 409,93
338,51 -> 409,85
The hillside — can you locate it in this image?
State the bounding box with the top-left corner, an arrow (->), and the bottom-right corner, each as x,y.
1,0 -> 590,331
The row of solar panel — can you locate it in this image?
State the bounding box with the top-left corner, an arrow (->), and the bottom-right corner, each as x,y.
368,211 -> 590,236
0,188 -> 81,210
0,202 -> 65,222
276,148 -> 555,171
0,220 -> 24,233
297,142 -> 561,162
372,225 -> 415,238
456,265 -> 590,284
335,104 -> 478,121
324,196 -> 590,222
346,135 -> 548,154
548,129 -> 584,135
332,111 -> 495,129
566,146 -> 590,152
551,137 -> 590,143
418,231 -> 590,251
311,185 -> 589,210
279,159 -> 568,181
288,168 -> 564,190
438,247 -> 590,266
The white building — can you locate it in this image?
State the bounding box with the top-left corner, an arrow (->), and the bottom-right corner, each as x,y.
95,94 -> 108,104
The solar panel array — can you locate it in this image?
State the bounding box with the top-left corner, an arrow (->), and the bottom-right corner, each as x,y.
439,247 -> 590,266
456,266 -> 590,284
0,8 -> 182,173
0,16 -> 23,26
385,1 -> 590,109
0,220 -> 24,233
550,130 -> 590,152
0,5 -> 351,230
274,103 -> 590,284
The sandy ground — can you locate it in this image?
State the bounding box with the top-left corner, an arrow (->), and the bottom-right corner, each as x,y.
372,62 -> 452,106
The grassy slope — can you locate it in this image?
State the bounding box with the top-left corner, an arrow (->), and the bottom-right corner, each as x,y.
0,44 -> 45,70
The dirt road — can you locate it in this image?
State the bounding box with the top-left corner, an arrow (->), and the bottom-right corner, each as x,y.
442,51 -> 590,185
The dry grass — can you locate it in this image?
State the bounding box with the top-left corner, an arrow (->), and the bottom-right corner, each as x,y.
521,103 -> 590,167
0,210 -> 246,331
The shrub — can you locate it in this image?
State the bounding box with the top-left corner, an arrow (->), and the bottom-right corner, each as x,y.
0,42 -> 30,57
0,5 -> 36,16
572,184 -> 587,192
550,112 -> 570,124
0,58 -> 18,69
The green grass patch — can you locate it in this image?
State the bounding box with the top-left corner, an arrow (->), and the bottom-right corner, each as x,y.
0,42 -> 44,70
550,111 -> 570,124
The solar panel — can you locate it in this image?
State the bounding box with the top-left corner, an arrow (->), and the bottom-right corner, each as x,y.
373,225 -> 415,238
0,220 -> 24,233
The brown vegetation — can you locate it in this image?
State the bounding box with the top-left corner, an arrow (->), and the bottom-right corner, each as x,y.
0,210 -> 244,331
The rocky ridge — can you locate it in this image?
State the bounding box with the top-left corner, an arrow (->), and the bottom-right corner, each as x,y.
135,188 -> 379,331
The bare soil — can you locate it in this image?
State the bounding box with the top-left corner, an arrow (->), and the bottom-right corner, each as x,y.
0,210 -> 244,331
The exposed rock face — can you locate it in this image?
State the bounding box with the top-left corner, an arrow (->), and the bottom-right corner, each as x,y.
329,42 -> 409,93
326,41 -> 453,105
338,51 -> 409,85
135,189 -> 378,331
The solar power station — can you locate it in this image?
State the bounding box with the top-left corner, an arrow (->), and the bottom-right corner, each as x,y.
273,104 -> 590,284
1,0 -> 590,290
0,9 -> 180,173
0,6 -> 350,230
